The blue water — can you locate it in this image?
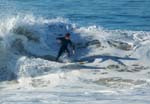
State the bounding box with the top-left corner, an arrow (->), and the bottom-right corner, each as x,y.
1,1 -> 150,104
1,0 -> 150,31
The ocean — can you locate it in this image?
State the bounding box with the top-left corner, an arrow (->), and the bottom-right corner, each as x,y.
0,0 -> 150,104
1,0 -> 150,31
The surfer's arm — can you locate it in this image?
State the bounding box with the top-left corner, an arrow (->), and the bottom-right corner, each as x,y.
56,37 -> 63,40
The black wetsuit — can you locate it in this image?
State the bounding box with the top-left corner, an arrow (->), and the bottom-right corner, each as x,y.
56,37 -> 75,61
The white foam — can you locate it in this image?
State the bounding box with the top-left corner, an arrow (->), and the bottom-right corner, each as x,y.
0,14 -> 149,91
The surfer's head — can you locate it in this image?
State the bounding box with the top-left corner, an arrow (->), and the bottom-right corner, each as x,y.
65,33 -> 71,39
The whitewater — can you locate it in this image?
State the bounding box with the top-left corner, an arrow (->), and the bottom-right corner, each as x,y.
0,14 -> 149,104
0,0 -> 150,104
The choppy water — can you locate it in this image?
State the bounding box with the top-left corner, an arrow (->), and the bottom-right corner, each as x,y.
1,0 -> 150,31
0,0 -> 150,104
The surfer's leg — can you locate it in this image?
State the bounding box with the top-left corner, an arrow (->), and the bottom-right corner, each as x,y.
56,47 -> 65,61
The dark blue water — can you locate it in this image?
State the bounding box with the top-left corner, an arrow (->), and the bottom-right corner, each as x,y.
1,0 -> 150,31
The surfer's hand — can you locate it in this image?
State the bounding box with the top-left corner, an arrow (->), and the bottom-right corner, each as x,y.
72,50 -> 75,55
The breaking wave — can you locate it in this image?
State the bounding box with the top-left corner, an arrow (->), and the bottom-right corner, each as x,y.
0,14 -> 150,89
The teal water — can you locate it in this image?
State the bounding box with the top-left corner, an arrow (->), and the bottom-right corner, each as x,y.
1,0 -> 150,31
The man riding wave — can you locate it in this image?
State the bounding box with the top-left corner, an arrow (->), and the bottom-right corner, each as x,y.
56,33 -> 75,61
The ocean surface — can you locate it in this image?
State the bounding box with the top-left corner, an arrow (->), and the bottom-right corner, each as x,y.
1,0 -> 150,31
0,0 -> 150,104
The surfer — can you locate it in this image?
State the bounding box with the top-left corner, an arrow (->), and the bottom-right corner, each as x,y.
56,33 -> 75,61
